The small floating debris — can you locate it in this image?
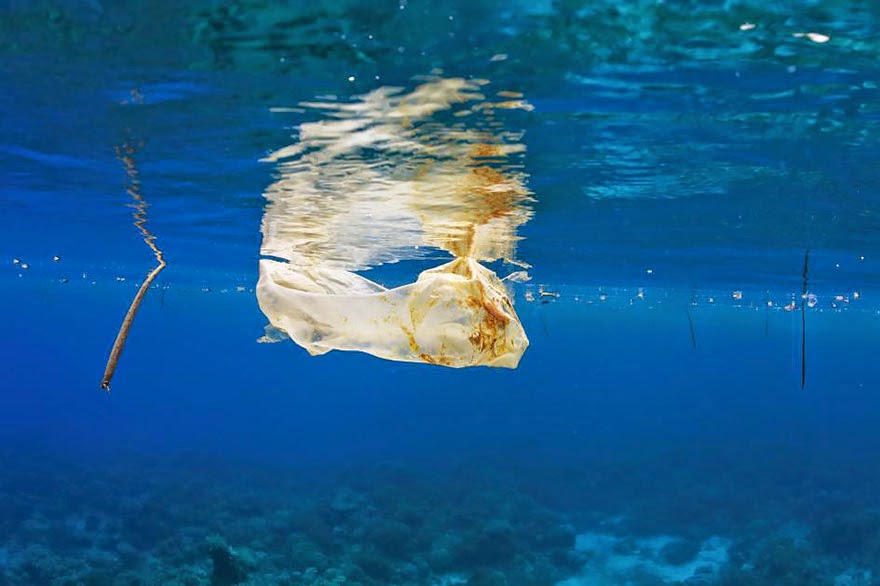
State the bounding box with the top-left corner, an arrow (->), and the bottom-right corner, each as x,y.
12,258 -> 20,265
538,286 -> 560,303
52,255 -> 60,262
503,271 -> 530,284
739,22 -> 756,31
20,263 -> 29,270
732,290 -> 743,300
794,32 -> 831,43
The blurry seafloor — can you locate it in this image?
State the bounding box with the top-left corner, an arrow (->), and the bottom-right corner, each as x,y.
2,1 -> 880,585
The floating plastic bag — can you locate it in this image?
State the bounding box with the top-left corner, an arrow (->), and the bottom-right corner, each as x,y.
258,257 -> 527,367
257,77 -> 533,368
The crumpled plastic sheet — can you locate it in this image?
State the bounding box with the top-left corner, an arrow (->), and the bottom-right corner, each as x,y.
258,257 -> 528,368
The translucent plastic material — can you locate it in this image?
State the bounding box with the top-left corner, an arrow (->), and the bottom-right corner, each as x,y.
257,77 -> 533,368
258,257 -> 527,367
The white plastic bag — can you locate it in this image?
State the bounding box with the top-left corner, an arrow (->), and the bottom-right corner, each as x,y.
258,257 -> 527,367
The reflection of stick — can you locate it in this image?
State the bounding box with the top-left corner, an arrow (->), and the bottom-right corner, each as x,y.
101,141 -> 166,392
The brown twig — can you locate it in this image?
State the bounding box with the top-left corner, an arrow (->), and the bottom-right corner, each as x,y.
101,141 -> 166,391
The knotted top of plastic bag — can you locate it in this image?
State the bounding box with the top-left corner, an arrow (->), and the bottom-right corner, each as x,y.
257,77 -> 534,368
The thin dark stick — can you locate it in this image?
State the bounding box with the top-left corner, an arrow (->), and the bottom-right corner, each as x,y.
801,248 -> 809,390
101,142 -> 166,392
685,308 -> 698,349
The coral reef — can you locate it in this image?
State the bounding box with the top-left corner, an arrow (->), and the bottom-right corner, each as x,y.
206,536 -> 251,586
0,452 -> 579,586
814,509 -> 880,566
718,537 -> 830,586
3,446 -> 880,586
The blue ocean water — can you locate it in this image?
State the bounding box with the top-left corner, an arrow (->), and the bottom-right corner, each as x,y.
2,1 -> 879,585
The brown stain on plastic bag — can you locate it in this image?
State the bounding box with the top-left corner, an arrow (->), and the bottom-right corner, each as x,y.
468,281 -> 513,358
